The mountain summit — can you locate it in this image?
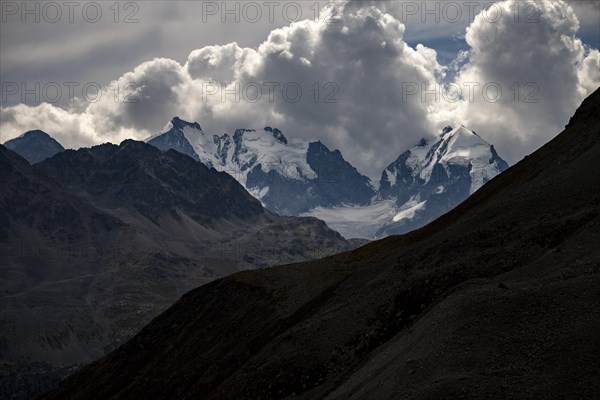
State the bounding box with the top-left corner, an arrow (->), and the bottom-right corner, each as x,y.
3,129 -> 65,164
375,125 -> 509,235
380,125 -> 509,198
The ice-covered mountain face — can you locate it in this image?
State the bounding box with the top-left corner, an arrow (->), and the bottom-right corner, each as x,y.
3,130 -> 65,164
375,125 -> 509,237
147,117 -> 375,215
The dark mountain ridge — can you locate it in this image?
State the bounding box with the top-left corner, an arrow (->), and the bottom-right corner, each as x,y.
0,140 -> 353,399
36,140 -> 264,224
39,88 -> 600,399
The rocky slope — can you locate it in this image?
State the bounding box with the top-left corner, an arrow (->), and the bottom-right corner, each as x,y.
39,88 -> 600,400
0,141 -> 352,399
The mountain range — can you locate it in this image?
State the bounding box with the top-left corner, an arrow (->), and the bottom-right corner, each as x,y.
145,118 -> 509,238
0,114 -> 509,399
2,119 -> 509,241
38,86 -> 600,400
0,140 -> 354,399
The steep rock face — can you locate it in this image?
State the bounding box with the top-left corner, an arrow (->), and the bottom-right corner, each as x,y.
305,141 -> 374,206
146,118 -> 376,214
3,130 -> 65,164
39,89 -> 600,400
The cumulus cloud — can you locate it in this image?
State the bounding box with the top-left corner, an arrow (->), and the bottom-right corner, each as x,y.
429,0 -> 600,163
578,49 -> 600,96
1,0 -> 598,178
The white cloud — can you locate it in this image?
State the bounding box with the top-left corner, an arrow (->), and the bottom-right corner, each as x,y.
428,0 -> 600,164
1,0 -> 598,178
578,49 -> 600,96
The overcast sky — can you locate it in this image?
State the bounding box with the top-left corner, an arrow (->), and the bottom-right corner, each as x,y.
1,0 -> 599,179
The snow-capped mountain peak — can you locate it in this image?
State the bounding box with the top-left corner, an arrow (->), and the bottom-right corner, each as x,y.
369,125 -> 509,238
428,125 -> 507,193
382,125 -> 508,196
147,117 -> 375,214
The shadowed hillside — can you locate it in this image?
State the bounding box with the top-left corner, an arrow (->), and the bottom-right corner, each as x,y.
0,140 -> 354,399
40,88 -> 600,400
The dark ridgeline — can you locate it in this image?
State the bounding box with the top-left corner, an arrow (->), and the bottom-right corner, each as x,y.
36,140 -> 265,224
0,140 -> 351,400
38,88 -> 600,399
